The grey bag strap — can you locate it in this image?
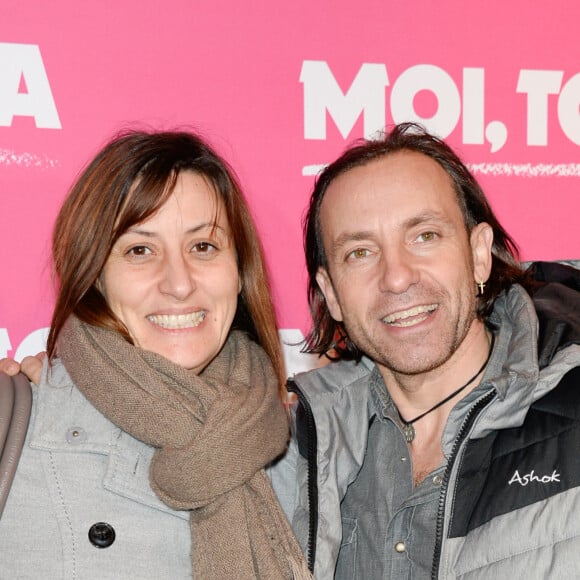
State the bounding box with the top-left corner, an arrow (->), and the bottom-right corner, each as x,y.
0,372 -> 32,518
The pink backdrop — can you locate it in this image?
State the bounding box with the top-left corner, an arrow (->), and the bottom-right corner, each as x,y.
2,1 -> 579,373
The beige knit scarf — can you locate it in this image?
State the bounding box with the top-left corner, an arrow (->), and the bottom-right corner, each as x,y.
58,316 -> 311,579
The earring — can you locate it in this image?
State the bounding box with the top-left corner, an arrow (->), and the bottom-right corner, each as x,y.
477,280 -> 486,296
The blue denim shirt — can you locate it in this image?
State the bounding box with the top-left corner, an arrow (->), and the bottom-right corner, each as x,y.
336,368 -> 446,579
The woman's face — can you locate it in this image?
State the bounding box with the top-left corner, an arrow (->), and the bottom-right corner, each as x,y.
100,171 -> 240,372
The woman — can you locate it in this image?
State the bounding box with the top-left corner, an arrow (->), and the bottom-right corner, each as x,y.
0,131 -> 309,579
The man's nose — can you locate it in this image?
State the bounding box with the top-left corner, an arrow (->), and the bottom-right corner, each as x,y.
378,247 -> 419,294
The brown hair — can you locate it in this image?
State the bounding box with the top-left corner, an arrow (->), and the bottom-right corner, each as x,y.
48,130 -> 285,385
303,122 -> 532,359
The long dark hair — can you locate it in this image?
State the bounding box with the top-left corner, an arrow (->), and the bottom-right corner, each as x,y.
303,122 -> 531,359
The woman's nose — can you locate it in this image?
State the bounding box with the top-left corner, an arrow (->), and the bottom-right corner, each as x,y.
158,254 -> 196,300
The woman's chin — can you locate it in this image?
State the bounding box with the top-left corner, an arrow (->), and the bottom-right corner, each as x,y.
149,343 -> 217,373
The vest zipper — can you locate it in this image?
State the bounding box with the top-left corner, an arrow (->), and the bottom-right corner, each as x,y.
431,388 -> 497,579
286,378 -> 318,573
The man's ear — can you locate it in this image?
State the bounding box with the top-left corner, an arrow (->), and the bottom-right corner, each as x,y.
470,222 -> 494,284
315,268 -> 344,322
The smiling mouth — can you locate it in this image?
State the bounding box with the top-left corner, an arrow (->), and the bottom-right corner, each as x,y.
146,311 -> 206,329
382,304 -> 437,327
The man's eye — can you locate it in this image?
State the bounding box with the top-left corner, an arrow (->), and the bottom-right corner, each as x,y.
347,248 -> 370,260
418,232 -> 437,242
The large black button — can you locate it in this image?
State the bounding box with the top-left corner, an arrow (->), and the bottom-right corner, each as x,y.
88,522 -> 116,548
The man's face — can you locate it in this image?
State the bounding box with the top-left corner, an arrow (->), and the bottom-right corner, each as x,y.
316,150 -> 492,379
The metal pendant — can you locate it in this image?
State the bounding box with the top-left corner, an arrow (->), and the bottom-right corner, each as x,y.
402,423 -> 416,444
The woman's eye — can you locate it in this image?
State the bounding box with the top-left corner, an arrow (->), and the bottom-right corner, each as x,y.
192,241 -> 217,253
127,245 -> 151,256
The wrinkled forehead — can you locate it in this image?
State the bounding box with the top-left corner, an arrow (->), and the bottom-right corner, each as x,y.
318,151 -> 465,245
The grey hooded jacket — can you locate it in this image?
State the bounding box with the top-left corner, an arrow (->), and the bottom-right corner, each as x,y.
270,274 -> 580,579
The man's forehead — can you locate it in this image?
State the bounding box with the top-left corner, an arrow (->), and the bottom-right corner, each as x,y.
320,151 -> 459,220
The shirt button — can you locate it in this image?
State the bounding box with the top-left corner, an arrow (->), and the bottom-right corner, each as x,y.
395,541 -> 406,553
432,475 -> 443,486
66,427 -> 87,444
88,522 -> 116,548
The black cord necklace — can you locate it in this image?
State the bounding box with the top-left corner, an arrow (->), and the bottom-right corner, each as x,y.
397,334 -> 495,443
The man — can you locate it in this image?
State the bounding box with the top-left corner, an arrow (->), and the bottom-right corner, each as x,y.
271,123 -> 580,578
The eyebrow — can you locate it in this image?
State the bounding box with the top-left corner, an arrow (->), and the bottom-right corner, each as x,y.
330,230 -> 376,255
123,222 -> 226,237
328,210 -> 455,254
404,210 -> 455,229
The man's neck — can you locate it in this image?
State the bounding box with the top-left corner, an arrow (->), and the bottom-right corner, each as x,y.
377,320 -> 493,485
379,320 -> 492,417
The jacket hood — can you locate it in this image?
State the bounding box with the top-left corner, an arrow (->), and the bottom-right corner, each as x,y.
461,263 -> 580,439
528,261 -> 580,368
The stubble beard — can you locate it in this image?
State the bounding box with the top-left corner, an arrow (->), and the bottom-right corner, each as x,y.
343,288 -> 479,378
